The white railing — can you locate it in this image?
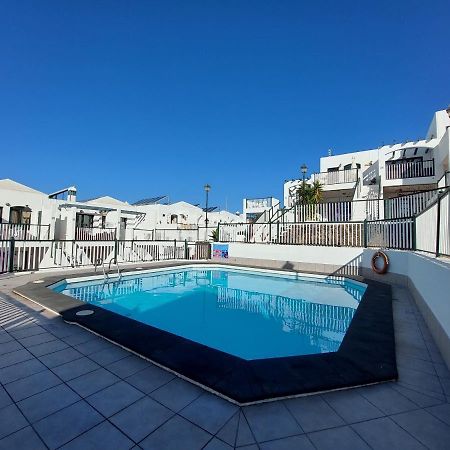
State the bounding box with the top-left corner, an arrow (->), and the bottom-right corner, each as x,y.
277,222 -> 364,247
312,169 -> 358,185
438,192 -> 450,257
0,239 -> 209,273
75,227 -> 116,241
293,202 -> 353,222
384,190 -> 439,219
0,223 -> 50,240
366,219 -> 414,250
385,159 -> 434,180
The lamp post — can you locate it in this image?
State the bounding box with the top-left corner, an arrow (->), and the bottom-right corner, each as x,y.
301,164 -> 308,182
204,184 -> 211,240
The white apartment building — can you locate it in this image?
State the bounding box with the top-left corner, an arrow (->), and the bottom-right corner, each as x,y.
283,107 -> 450,219
242,197 -> 280,223
0,179 -> 240,241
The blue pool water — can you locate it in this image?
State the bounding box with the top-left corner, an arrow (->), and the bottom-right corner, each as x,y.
53,266 -> 366,360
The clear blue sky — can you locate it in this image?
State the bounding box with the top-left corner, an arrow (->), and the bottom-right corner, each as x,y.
1,1 -> 449,211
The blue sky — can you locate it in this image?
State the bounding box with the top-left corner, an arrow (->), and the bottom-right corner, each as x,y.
1,1 -> 449,211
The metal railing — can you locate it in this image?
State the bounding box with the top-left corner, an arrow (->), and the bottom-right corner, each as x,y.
0,239 -> 211,274
218,219 -> 415,250
384,189 -> 440,219
312,168 -> 358,185
385,159 -> 435,180
0,223 -> 50,240
75,227 -> 116,241
415,189 -> 450,257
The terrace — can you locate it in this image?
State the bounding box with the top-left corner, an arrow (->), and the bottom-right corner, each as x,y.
0,265 -> 449,449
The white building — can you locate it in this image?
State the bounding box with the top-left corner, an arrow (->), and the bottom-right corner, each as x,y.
242,197 -> 280,223
283,107 -> 450,217
0,180 -> 240,241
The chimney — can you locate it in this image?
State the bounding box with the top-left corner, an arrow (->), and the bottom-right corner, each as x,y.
67,186 -> 77,202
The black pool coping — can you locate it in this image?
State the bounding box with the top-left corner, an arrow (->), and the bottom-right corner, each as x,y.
13,262 -> 397,404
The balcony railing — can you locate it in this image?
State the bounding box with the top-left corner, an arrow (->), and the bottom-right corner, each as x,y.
75,227 -> 116,241
245,197 -> 274,209
312,168 -> 358,185
385,159 -> 435,180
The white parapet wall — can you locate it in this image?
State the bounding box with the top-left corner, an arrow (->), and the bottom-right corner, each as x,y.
220,243 -> 450,369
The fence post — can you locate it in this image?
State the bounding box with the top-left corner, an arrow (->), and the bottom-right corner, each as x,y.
8,237 -> 15,273
435,195 -> 441,257
363,220 -> 368,248
114,239 -> 118,262
174,239 -> 176,259
412,217 -> 416,251
184,239 -> 188,259
277,222 -> 280,243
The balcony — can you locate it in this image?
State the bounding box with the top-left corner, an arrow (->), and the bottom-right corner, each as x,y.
385,159 -> 435,180
312,168 -> 358,186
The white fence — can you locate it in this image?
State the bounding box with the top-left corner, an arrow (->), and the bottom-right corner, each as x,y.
312,169 -> 358,185
384,190 -> 439,219
415,190 -> 450,257
75,227 -> 116,241
0,223 -> 50,240
385,159 -> 434,180
0,240 -> 210,273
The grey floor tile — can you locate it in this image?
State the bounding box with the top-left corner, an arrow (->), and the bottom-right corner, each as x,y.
34,400 -> 103,449
0,339 -> 22,356
126,364 -> 175,395
86,381 -> 144,417
0,331 -> 14,344
88,345 -> 130,365
236,411 -> 256,447
73,337 -> 114,356
68,367 -> 120,397
244,401 -> 302,442
4,369 -> 62,402
259,435 -> 315,450
60,420 -> 134,450
140,415 -> 211,450
17,383 -> 81,423
357,383 -> 418,415
42,322 -> 77,339
399,366 -> 444,395
0,425 -> 47,450
426,403 -> 450,426
9,325 -> 46,340
0,403 -> 28,440
391,409 -> 450,450
27,338 -> 69,357
61,329 -> 97,346
204,438 -> 233,449
180,392 -> 238,434
321,390 -> 384,423
0,348 -> 34,369
150,377 -> 201,410
352,416 -> 426,449
216,411 -> 239,447
106,355 -> 150,378
39,347 -> 84,368
308,425 -> 370,450
52,356 -> 100,381
110,396 -> 173,442
0,386 -> 12,409
284,394 -> 345,432
18,331 -> 57,348
390,383 -> 446,408
0,358 -> 47,384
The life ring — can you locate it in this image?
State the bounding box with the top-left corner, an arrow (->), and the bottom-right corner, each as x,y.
372,251 -> 389,274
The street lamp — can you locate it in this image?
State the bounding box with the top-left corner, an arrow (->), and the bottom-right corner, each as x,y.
204,184 -> 211,239
300,164 -> 308,182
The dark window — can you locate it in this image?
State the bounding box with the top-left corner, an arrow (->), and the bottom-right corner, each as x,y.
327,167 -> 339,172
9,207 -> 31,224
76,213 -> 94,228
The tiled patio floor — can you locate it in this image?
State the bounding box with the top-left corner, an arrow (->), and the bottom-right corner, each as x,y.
0,271 -> 449,449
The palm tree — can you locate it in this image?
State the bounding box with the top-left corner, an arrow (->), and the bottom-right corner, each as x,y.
296,181 -> 323,205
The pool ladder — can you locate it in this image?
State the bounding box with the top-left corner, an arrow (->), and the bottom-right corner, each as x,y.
95,258 -> 122,281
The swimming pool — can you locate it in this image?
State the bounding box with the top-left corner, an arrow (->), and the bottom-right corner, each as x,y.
53,266 -> 366,360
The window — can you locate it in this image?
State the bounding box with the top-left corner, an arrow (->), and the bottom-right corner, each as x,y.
9,207 -> 32,224
327,167 -> 339,172
76,213 -> 94,228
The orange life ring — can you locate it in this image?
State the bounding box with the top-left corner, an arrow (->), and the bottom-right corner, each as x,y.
372,251 -> 389,274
